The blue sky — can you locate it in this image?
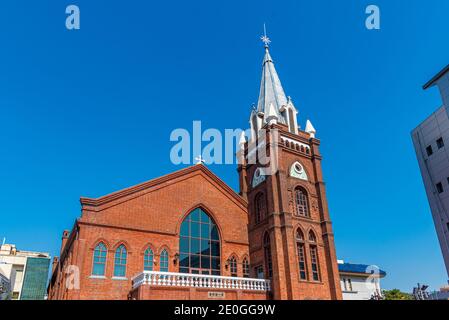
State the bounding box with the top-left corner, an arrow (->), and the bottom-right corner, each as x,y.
1,0 -> 448,292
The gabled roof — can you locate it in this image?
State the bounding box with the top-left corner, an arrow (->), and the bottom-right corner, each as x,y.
423,64 -> 449,89
80,164 -> 247,209
338,262 -> 387,277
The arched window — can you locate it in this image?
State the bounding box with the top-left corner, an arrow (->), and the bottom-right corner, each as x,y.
92,242 -> 107,276
255,193 -> 266,224
144,247 -> 154,271
229,256 -> 237,277
295,187 -> 310,217
308,231 -> 320,281
113,245 -> 127,277
308,230 -> 317,243
160,249 -> 169,272
296,230 -> 307,280
242,258 -> 250,278
179,208 -> 220,275
263,233 -> 273,278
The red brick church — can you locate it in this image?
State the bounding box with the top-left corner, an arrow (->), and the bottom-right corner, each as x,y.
48,39 -> 342,300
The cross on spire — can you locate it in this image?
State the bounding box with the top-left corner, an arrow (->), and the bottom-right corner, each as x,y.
260,23 -> 271,48
195,155 -> 206,165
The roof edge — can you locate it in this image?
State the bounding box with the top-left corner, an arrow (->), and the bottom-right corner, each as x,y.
80,164 -> 247,208
423,64 -> 449,90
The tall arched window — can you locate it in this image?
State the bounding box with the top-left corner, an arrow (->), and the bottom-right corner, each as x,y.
295,187 -> 310,217
179,208 -> 221,275
229,256 -> 237,277
263,233 -> 273,278
308,231 -> 320,281
255,193 -> 266,224
92,242 -> 107,276
242,257 -> 250,278
160,249 -> 169,272
296,230 -> 307,280
144,247 -> 154,271
113,245 -> 127,277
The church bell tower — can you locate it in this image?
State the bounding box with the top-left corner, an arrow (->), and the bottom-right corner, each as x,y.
238,34 -> 342,300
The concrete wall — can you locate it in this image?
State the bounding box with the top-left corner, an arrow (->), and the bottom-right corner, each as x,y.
412,106 -> 449,278
340,275 -> 381,300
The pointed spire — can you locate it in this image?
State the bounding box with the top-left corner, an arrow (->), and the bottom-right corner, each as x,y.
256,31 -> 288,125
305,120 -> 316,138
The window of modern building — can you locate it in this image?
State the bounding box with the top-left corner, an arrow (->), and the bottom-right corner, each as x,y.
296,230 -> 307,280
295,187 -> 310,217
179,208 -> 220,275
347,278 -> 353,291
229,256 -> 237,277
255,193 -> 266,224
92,242 -> 107,276
426,145 -> 433,156
113,245 -> 127,277
263,233 -> 273,278
159,249 -> 169,272
437,137 -> 445,149
144,247 -> 154,271
20,257 -> 50,300
437,182 -> 444,194
242,258 -> 249,278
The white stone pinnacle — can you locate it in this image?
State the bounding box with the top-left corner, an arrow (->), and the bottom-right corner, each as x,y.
305,120 -> 316,138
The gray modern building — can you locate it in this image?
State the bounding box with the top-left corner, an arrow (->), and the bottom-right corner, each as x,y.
412,65 -> 449,279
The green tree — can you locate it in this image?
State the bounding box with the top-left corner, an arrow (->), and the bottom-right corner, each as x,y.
383,289 -> 413,300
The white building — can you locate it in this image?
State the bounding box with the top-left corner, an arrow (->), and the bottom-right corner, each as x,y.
338,260 -> 386,300
0,243 -> 50,300
0,270 -> 11,300
411,64 -> 449,279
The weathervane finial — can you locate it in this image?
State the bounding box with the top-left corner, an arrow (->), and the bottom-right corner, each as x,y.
260,23 -> 271,48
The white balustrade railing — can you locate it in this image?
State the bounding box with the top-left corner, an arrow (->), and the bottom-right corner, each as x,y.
132,271 -> 271,292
